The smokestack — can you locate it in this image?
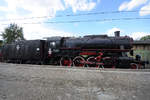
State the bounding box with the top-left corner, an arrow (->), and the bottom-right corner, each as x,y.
114,31 -> 120,37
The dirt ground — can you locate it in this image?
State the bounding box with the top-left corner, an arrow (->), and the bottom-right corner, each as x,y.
0,63 -> 150,100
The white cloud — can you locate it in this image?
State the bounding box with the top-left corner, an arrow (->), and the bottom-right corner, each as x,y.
119,0 -> 148,11
105,28 -> 150,40
0,23 -> 73,40
105,28 -> 122,36
0,0 -> 98,40
22,24 -> 73,40
0,6 -> 9,12
130,32 -> 150,40
0,0 -> 65,19
0,0 -> 98,18
140,2 -> 150,16
64,0 -> 96,13
119,2 -> 129,11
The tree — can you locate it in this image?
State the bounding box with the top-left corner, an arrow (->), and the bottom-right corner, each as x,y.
0,40 -> 2,47
2,23 -> 25,44
140,35 -> 150,41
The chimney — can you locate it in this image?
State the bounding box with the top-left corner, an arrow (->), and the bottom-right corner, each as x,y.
114,31 -> 120,37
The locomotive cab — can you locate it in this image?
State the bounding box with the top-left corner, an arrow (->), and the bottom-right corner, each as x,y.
45,37 -> 63,64
46,37 -> 62,54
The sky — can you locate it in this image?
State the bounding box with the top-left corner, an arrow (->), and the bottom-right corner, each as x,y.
0,0 -> 150,40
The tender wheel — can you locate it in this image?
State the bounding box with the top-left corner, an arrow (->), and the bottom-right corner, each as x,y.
130,63 -> 138,69
73,56 -> 85,67
87,56 -> 99,68
60,57 -> 72,67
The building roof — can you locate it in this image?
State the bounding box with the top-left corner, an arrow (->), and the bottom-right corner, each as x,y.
133,40 -> 150,45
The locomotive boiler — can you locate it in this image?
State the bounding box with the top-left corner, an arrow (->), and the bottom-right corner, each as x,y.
1,31 -> 147,69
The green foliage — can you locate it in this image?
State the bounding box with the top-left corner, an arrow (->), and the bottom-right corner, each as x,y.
2,23 -> 25,44
140,35 -> 150,41
0,40 -> 2,47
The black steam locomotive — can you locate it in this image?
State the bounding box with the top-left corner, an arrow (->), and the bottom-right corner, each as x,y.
0,31 -> 147,69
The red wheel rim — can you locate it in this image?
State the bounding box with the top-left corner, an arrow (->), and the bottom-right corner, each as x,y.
130,63 -> 138,69
60,57 -> 72,67
73,56 -> 85,67
87,57 -> 99,67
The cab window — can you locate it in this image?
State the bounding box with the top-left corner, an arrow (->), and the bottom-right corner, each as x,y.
49,42 -> 56,48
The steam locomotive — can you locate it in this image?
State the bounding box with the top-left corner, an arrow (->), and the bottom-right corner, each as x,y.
0,31 -> 147,69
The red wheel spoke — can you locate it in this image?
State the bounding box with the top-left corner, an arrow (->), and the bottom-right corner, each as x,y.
87,56 -> 99,67
73,56 -> 85,67
60,57 -> 72,67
